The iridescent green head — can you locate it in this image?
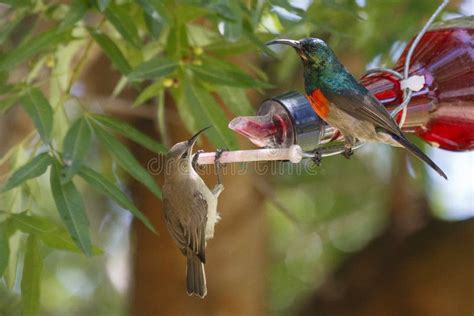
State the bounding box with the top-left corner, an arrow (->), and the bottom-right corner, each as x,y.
267,38 -> 337,69
267,37 -> 346,92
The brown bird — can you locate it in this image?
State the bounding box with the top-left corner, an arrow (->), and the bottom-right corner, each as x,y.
163,127 -> 224,298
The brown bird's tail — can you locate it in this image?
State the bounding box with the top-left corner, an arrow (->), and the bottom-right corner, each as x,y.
390,133 -> 448,180
186,255 -> 207,298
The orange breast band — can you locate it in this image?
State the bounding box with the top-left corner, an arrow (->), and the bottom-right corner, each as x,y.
306,89 -> 330,119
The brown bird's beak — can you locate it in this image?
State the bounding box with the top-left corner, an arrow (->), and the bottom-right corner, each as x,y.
266,39 -> 304,58
187,126 -> 211,150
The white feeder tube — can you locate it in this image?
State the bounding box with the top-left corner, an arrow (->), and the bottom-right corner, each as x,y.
194,145 -> 304,165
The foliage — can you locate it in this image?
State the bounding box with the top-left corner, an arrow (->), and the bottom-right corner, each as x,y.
0,0 -> 460,314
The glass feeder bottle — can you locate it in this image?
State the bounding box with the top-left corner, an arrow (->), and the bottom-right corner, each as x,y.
360,16 -> 474,151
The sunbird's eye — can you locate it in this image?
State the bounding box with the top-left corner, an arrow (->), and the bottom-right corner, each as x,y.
181,151 -> 188,159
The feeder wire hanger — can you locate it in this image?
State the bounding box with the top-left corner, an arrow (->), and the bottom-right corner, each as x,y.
195,0 -> 449,166
364,0 -> 449,128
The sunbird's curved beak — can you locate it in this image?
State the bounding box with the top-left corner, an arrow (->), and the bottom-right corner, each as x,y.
187,126 -> 211,149
266,39 -> 305,59
266,39 -> 301,50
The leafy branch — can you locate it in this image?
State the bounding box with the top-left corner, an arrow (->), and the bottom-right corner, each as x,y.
0,4 -> 282,311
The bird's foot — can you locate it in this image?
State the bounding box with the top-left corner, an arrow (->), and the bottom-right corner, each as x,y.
312,149 -> 322,166
192,150 -> 204,171
342,147 -> 353,159
215,148 -> 226,162
342,135 -> 356,160
214,148 -> 227,185
212,183 -> 224,197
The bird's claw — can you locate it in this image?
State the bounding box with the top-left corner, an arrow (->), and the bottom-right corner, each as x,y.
342,147 -> 353,159
214,148 -> 227,185
212,183 -> 224,197
215,148 -> 226,162
192,150 -> 204,171
312,150 -> 322,166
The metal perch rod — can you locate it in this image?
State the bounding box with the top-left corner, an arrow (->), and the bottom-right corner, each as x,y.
194,143 -> 364,165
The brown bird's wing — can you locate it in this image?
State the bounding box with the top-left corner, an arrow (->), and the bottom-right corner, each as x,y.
163,193 -> 208,263
324,89 -> 402,136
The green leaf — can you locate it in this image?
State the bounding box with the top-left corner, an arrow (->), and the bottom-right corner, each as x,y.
97,0 -> 109,11
41,232 -> 101,254
11,213 -> 55,235
62,117 -> 92,182
128,57 -> 177,81
11,213 -> 101,255
1,153 -> 52,192
21,235 -> 42,316
0,95 -> 18,114
175,4 -> 208,23
242,19 -> 277,58
10,212 -> 56,235
215,0 -> 243,42
89,29 -> 132,75
133,80 -> 163,107
143,12 -> 162,38
0,223 -> 9,277
217,86 -> 254,116
209,2 -> 237,20
0,78 -> 12,95
156,90 -> 169,148
0,0 -> 31,8
20,88 -> 54,143
172,87 -> 196,137
138,0 -> 170,38
0,13 -> 23,46
204,39 -> 254,56
166,22 -> 188,59
60,0 -> 88,29
0,70 -> 9,83
105,4 -> 141,47
92,123 -> 162,199
0,28 -> 70,72
221,19 -> 243,42
50,160 -> 92,256
137,0 -> 170,24
181,80 -> 238,149
90,114 -> 167,154
190,56 -> 272,88
78,166 -> 156,233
